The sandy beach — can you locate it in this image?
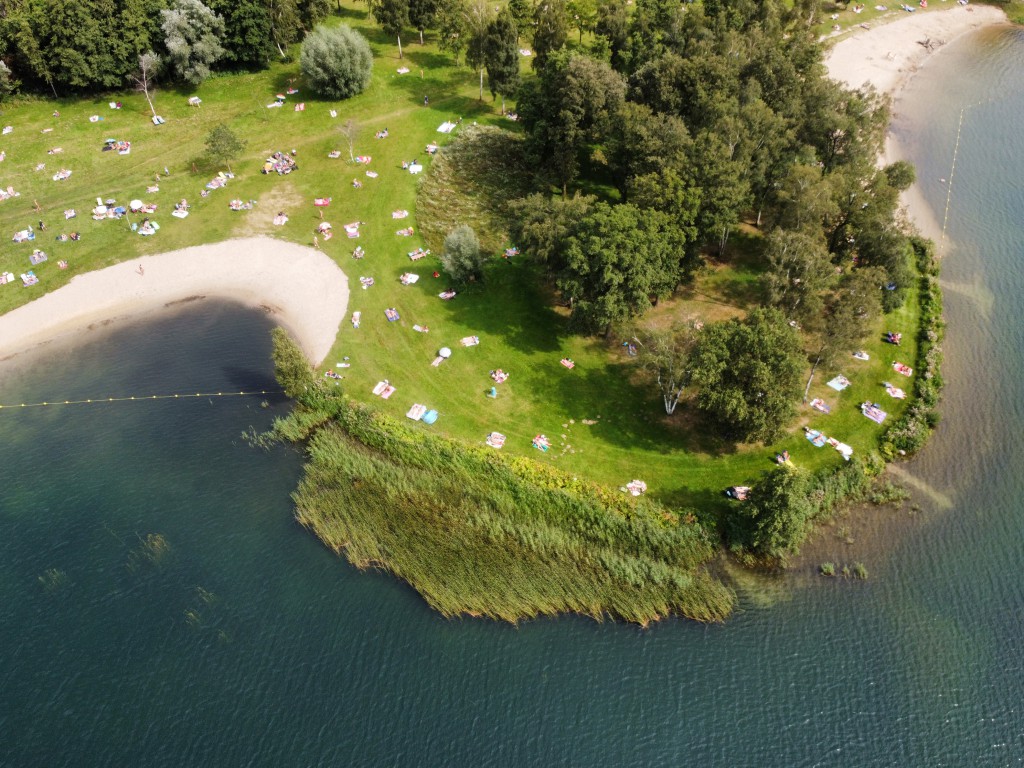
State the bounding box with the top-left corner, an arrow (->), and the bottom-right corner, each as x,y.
824,4 -> 1007,95
825,4 -> 1008,242
0,236 -> 349,366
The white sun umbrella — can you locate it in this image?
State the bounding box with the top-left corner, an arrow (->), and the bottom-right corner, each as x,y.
129,199 -> 143,211
92,205 -> 107,215
438,347 -> 452,359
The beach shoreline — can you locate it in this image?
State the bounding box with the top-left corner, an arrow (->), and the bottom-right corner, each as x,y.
0,236 -> 349,366
824,4 -> 1008,243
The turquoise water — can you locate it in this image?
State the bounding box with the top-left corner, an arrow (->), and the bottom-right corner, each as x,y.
3,29 -> 1024,766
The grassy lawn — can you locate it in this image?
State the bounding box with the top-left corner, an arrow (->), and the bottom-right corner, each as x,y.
0,0 -> 920,515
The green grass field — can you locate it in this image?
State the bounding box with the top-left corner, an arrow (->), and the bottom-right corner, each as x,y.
0,1 -> 918,513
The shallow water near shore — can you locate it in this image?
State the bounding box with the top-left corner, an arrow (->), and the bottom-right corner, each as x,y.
3,29 -> 1024,766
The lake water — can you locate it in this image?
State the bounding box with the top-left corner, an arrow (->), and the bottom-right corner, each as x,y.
2,28 -> 1024,767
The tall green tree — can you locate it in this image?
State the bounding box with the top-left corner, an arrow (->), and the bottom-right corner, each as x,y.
269,0 -> 302,57
436,0 -> 467,64
484,7 -> 520,114
368,0 -> 410,58
298,0 -> 332,30
440,225 -> 486,284
206,0 -> 273,69
161,0 -> 227,86
761,229 -> 835,328
691,307 -> 804,443
506,0 -> 533,42
814,266 -> 886,369
739,465 -> 815,557
594,0 -> 628,71
408,0 -> 438,44
531,0 -> 567,71
558,201 -> 680,332
463,0 -> 493,100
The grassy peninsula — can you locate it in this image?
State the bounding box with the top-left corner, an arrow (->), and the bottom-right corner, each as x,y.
0,0 -> 961,623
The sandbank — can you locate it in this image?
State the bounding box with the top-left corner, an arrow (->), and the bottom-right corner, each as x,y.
824,4 -> 1008,243
0,236 -> 349,365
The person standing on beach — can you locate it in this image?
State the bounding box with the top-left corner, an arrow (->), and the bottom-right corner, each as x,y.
137,264 -> 144,276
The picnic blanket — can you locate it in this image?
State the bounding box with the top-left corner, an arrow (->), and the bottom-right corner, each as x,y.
392,210 -> 409,219
460,336 -> 480,347
805,429 -> 827,447
893,362 -> 913,377
21,271 -> 39,286
560,358 -> 575,369
826,375 -> 851,391
438,290 -> 456,300
400,273 -> 419,285
385,308 -> 400,322
861,403 -> 888,424
408,247 -> 429,260
0,271 -> 15,285
406,404 -> 427,420
885,384 -> 907,399
486,432 -> 506,449
809,398 -> 831,414
437,122 -> 457,133
29,250 -> 47,265
354,155 -> 371,164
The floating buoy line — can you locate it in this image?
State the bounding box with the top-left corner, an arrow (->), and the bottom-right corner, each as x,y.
0,390 -> 282,410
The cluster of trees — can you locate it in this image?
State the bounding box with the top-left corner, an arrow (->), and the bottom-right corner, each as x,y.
0,0 -> 332,94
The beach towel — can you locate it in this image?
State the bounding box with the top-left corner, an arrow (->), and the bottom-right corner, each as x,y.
314,198 -> 331,207
861,403 -> 888,424
354,155 -> 371,164
392,210 -> 409,219
885,385 -> 907,400
406,404 -> 427,421
408,163 -> 423,174
532,435 -> 551,452
853,351 -> 869,361
625,480 -> 647,496
172,209 -> 189,219
413,324 -> 429,333
372,381 -> 388,396
486,432 -> 506,449
437,122 -> 456,133
560,358 -> 575,369
396,227 -> 414,236
294,103 -> 305,111
422,410 -> 438,424
385,308 -> 400,322
366,171 -> 378,178
381,385 -> 396,400
809,398 -> 831,414
491,369 -> 509,384
893,362 -> 913,377
0,271 -> 16,284
400,273 -> 419,285
430,356 -> 444,367
29,250 -> 47,265
328,150 -> 341,159
826,375 -> 851,391
397,67 -> 410,74
408,248 -> 428,260
438,290 -> 456,300
460,336 -> 480,347
834,442 -> 854,461
805,429 -> 827,447
21,271 -> 38,286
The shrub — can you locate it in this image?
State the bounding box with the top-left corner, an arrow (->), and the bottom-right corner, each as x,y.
820,562 -> 835,577
300,24 -> 373,100
440,224 -> 486,284
853,562 -> 869,580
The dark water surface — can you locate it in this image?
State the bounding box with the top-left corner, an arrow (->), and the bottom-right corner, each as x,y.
3,29 -> 1024,767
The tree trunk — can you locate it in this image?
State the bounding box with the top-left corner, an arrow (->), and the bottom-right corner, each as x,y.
276,40 -> 286,58
500,94 -> 505,115
419,28 -> 424,44
478,67 -> 483,101
144,90 -> 157,118
397,34 -> 403,59
664,394 -> 678,415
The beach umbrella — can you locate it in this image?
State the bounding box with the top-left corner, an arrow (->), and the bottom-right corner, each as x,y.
439,347 -> 452,358
129,199 -> 143,211
93,205 -> 107,215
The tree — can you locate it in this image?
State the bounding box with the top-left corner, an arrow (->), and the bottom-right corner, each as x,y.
739,465 -> 815,557
340,118 -> 359,162
272,327 -> 318,400
300,24 -> 373,99
567,0 -> 597,44
691,307 -> 804,443
440,225 -> 485,284
506,0 -> 533,42
814,266 -> 886,369
368,0 -> 410,58
637,324 -> 697,415
266,0 -> 301,57
558,202 -> 680,332
0,61 -> 19,100
484,7 -> 520,114
206,0 -> 273,68
463,0 -> 493,100
594,0 -> 628,71
205,123 -> 245,172
532,0 -> 568,71
436,0 -> 467,64
129,51 -> 161,119
761,229 -> 835,328
298,0 -> 332,30
161,0 -> 227,86
507,192 -> 595,268
408,0 -> 439,44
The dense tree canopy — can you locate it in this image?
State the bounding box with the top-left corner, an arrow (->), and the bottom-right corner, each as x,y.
691,308 -> 804,444
161,0 -> 227,85
484,7 -> 520,113
739,465 -> 816,557
300,23 -> 373,99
